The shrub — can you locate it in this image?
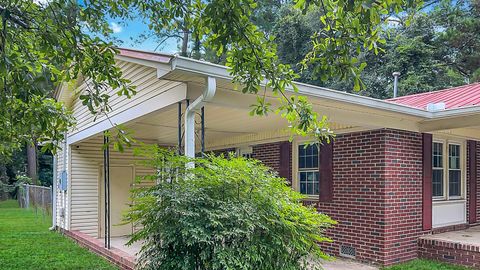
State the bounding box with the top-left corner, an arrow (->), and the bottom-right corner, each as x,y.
126,146 -> 336,270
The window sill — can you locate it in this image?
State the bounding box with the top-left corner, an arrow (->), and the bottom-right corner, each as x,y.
301,196 -> 319,202
433,199 -> 466,204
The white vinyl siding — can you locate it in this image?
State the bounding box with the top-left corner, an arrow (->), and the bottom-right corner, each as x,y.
68,136 -> 156,237
54,145 -> 70,229
69,60 -> 182,137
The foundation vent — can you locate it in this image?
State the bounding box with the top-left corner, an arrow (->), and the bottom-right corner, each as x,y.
339,245 -> 356,259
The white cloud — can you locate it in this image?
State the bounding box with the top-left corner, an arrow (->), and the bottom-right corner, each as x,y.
110,22 -> 123,34
33,0 -> 50,5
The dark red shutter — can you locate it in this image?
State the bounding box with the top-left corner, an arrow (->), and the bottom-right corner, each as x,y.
468,140 -> 477,224
319,141 -> 333,202
279,142 -> 291,182
422,133 -> 433,231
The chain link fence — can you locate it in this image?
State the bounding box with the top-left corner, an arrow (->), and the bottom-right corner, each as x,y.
17,184 -> 53,217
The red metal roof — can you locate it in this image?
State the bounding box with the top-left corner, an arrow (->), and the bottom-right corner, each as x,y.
387,83 -> 480,110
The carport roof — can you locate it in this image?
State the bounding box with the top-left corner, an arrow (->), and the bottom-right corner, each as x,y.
115,47 -> 480,119
112,47 -> 480,123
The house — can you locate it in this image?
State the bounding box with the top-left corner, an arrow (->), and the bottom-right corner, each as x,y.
53,48 -> 480,269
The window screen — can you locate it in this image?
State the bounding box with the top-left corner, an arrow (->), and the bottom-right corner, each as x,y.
298,144 -> 319,195
432,142 -> 444,197
448,144 -> 461,197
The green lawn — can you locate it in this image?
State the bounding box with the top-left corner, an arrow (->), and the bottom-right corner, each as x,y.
0,200 -> 118,270
383,259 -> 471,270
0,200 -> 472,270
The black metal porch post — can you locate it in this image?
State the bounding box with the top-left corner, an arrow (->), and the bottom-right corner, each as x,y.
178,102 -> 182,154
103,132 -> 110,249
201,106 -> 205,154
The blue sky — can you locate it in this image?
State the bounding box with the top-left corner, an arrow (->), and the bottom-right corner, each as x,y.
105,19 -> 179,53
75,0 -> 180,53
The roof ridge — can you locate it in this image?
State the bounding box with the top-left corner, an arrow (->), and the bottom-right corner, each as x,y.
116,47 -> 175,57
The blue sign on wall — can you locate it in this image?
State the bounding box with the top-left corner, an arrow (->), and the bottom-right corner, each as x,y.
61,170 -> 68,191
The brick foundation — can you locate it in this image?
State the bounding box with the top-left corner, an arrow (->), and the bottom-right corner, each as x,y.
418,237 -> 480,268
63,230 -> 135,270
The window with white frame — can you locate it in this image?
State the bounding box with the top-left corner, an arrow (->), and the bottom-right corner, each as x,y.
432,140 -> 464,200
448,144 -> 461,197
298,143 -> 319,195
432,142 -> 444,197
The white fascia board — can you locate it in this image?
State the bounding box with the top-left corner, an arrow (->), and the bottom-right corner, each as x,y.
67,83 -> 187,145
171,56 -> 433,119
419,106 -> 480,132
294,82 -> 432,118
430,105 -> 480,118
171,56 -> 232,80
125,54 -> 480,122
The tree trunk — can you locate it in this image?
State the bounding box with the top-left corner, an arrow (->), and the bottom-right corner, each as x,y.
27,144 -> 38,185
181,24 -> 189,57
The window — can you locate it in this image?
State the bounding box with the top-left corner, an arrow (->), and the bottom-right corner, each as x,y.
432,140 -> 464,200
298,144 -> 319,195
448,144 -> 461,197
432,142 -> 444,197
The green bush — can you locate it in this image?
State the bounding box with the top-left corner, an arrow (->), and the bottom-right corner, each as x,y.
126,146 -> 336,270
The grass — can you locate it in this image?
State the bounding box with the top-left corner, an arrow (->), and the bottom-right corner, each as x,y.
383,259 -> 471,270
0,200 -> 472,270
0,200 -> 118,270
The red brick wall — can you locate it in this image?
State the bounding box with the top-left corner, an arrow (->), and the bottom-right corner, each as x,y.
383,130 -> 424,265
214,130 -> 424,265
212,142 -> 292,184
252,141 -> 292,184
213,129 -> 480,266
315,129 -> 424,265
316,129 -> 385,264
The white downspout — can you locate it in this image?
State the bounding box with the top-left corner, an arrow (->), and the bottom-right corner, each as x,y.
184,76 -> 216,158
50,155 -> 57,230
62,134 -> 67,230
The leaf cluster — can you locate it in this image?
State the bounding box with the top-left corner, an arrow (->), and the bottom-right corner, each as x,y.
126,146 -> 336,270
0,0 -> 135,155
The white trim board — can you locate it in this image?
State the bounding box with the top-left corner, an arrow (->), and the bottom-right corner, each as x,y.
67,83 -> 187,145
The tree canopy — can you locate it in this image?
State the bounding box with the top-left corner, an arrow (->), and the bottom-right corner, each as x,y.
1,0 -> 433,158
272,0 -> 479,99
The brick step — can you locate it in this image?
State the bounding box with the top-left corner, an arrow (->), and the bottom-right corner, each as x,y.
418,235 -> 480,268
63,230 -> 136,270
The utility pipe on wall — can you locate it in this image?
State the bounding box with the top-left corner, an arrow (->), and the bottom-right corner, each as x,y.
184,77 -> 216,158
50,155 -> 57,230
61,133 -> 67,230
393,72 -> 400,98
